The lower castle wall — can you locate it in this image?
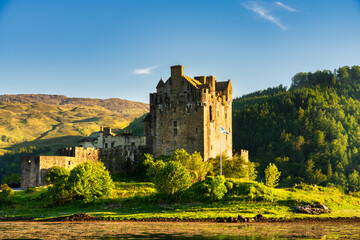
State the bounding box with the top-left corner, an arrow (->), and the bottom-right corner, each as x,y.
99,146 -> 148,174
21,155 -> 96,189
21,146 -> 148,189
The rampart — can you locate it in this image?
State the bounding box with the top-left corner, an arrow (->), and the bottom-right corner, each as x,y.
21,147 -> 98,189
21,146 -> 148,189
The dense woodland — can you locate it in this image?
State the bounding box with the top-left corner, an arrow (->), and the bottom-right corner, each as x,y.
233,65 -> 360,191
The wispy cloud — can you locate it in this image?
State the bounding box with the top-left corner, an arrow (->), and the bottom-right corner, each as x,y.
243,1 -> 287,30
133,65 -> 159,75
275,1 -> 296,12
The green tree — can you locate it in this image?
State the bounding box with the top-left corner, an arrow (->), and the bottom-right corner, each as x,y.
67,161 -> 114,203
265,163 -> 281,188
46,166 -> 70,184
148,160 -> 192,197
348,170 -> 360,192
48,161 -> 114,204
0,184 -> 14,205
171,149 -> 211,182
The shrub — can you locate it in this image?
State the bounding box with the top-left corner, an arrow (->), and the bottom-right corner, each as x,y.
209,154 -> 258,180
67,161 -> 115,203
184,176 -> 227,202
147,160 -> 192,197
171,149 -> 212,182
0,184 -> 14,205
225,179 -> 272,201
48,161 -> 114,204
2,173 -> 21,186
46,166 -> 70,184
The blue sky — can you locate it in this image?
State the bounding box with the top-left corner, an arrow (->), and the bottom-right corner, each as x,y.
0,0 -> 359,103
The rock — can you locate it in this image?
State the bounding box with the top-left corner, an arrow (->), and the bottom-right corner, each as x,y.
237,215 -> 245,222
255,214 -> 264,221
294,204 -> 331,215
227,217 -> 235,222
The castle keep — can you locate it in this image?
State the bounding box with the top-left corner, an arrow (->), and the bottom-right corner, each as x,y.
144,65 -> 232,160
21,65 -> 238,189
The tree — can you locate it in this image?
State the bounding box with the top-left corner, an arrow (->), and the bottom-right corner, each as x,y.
348,170 -> 360,192
48,161 -> 114,204
46,166 -> 70,184
67,161 -> 114,203
264,163 -> 281,188
147,160 -> 192,197
171,149 -> 211,182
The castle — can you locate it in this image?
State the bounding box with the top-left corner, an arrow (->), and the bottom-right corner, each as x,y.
21,65 -> 243,189
144,65 -> 232,160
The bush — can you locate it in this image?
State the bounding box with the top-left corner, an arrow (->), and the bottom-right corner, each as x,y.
225,179 -> 272,201
48,161 -> 115,204
2,173 -> 21,186
184,176 -> 227,202
209,154 -> 258,180
171,149 -> 212,182
0,184 -> 14,205
67,161 -> 115,203
46,166 -> 70,184
147,160 -> 192,197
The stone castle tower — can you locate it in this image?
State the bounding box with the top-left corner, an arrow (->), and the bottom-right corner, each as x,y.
144,65 -> 232,160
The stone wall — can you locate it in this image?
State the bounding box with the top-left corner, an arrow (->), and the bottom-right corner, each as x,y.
148,65 -> 233,160
21,146 -> 148,189
21,147 -> 98,189
99,146 -> 148,174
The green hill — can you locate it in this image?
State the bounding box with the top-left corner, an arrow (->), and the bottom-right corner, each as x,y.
0,94 -> 149,181
233,65 -> 360,192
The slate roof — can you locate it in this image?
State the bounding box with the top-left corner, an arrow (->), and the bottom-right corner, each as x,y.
182,75 -> 202,88
156,79 -> 165,89
216,81 -> 230,91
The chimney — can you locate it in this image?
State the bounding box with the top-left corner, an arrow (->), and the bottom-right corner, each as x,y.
171,65 -> 183,78
206,76 -> 215,92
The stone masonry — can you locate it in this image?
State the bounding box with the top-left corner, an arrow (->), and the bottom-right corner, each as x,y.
144,65 -> 233,160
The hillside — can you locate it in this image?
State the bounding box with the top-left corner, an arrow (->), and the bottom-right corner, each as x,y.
233,65 -> 360,192
0,94 -> 149,154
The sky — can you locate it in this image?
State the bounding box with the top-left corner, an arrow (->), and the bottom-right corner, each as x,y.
0,0 -> 360,103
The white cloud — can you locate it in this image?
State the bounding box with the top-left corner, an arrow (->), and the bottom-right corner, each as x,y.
243,1 -> 287,30
275,1 -> 296,12
133,65 -> 159,75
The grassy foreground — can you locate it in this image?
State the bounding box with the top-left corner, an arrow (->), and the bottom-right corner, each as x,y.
1,181 -> 360,221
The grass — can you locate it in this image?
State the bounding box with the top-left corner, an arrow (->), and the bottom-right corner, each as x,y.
0,100 -> 148,154
1,180 -> 360,221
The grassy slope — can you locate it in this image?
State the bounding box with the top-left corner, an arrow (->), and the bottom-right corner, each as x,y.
2,181 -> 359,220
0,95 -> 149,155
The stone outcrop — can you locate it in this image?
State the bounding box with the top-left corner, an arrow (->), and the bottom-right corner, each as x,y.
294,204 -> 331,215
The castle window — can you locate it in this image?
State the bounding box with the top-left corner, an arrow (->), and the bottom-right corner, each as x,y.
225,113 -> 227,119
209,106 -> 213,121
131,142 -> 135,146
105,143 -> 108,148
196,128 -> 198,135
173,121 -> 178,136
111,142 -> 114,148
68,161 -> 71,166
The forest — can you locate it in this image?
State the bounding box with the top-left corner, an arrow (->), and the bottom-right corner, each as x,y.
233,65 -> 360,192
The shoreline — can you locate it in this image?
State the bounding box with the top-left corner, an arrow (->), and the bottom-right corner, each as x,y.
1,213 -> 360,223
